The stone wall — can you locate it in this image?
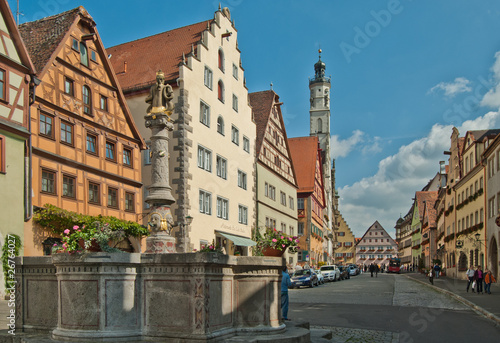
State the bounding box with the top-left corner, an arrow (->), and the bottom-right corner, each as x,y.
15,253 -> 284,342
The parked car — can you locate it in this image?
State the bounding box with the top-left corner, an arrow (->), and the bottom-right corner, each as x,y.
291,269 -> 318,288
348,264 -> 360,276
338,265 -> 350,280
315,269 -> 325,284
319,265 -> 341,282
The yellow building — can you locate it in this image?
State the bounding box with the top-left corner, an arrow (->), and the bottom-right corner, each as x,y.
334,214 -> 356,265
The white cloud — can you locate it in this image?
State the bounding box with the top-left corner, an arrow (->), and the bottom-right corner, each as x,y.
481,51 -> 500,108
331,130 -> 364,159
429,77 -> 472,97
362,136 -> 382,155
338,110 -> 500,238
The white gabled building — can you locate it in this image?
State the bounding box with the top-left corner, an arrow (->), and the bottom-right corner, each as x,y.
108,7 -> 256,254
356,221 -> 397,269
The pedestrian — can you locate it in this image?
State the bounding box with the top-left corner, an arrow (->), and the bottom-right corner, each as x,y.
364,265 -> 367,273
484,270 -> 497,294
466,265 -> 475,292
473,265 -> 484,294
433,263 -> 441,279
281,266 -> 292,321
375,264 -> 379,277
428,269 -> 434,285
369,263 -> 375,277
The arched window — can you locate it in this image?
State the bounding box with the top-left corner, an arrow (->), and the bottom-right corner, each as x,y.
80,43 -> 88,67
218,80 -> 224,102
82,85 -> 92,115
217,116 -> 224,135
218,49 -> 224,72
317,118 -> 323,133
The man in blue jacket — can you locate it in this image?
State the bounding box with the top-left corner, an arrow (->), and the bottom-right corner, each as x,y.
281,266 -> 292,321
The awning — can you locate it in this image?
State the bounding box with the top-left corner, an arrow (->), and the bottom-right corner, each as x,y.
217,232 -> 256,247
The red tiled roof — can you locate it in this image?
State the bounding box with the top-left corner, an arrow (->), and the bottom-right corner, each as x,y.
249,90 -> 276,155
288,136 -> 318,193
107,21 -> 209,92
415,191 -> 438,222
19,6 -> 87,73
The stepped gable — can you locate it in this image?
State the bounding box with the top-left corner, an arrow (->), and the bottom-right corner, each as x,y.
288,136 -> 319,193
107,21 -> 208,91
19,6 -> 90,73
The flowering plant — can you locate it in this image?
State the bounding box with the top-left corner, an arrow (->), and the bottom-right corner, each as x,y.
253,227 -> 300,255
54,221 -> 126,253
196,240 -> 224,253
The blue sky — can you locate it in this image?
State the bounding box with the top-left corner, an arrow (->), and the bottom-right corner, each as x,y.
12,0 -> 500,237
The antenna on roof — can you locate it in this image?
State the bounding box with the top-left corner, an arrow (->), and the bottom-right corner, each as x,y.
270,82 -> 273,90
16,0 -> 24,25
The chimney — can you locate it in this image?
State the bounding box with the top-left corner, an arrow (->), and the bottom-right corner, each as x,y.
124,61 -> 127,73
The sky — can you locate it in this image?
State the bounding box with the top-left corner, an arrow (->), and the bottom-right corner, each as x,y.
10,0 -> 500,238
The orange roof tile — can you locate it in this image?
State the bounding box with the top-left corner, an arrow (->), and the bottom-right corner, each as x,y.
107,21 -> 208,92
415,191 -> 438,222
288,136 -> 319,193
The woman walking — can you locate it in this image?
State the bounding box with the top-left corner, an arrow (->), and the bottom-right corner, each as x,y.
484,270 -> 497,294
473,265 -> 484,294
466,265 -> 475,292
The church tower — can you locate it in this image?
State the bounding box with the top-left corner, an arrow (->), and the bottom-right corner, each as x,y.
309,49 -> 335,262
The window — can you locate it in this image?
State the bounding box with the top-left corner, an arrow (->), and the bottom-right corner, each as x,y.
72,38 -> 79,51
218,49 -> 224,72
216,116 -> 224,136
199,190 -> 212,215
143,142 -> 151,165
216,197 -> 229,220
100,95 -> 108,111
125,192 -> 135,212
62,175 -> 76,198
39,113 -> 54,138
106,141 -> 116,161
143,188 -> 150,209
289,225 -> 294,236
338,232 -> 345,236
232,63 -> 238,79
218,80 -> 224,102
281,223 -> 286,232
243,136 -> 250,153
60,121 -> 73,145
232,94 -> 238,112
216,155 -> 227,179
317,118 -> 323,133
197,145 -> 212,172
297,198 -> 304,209
204,66 -> 213,89
64,77 -> 74,96
83,85 -> 92,115
231,126 -> 239,145
298,222 -> 304,235
280,191 -> 286,206
238,170 -> 247,190
0,135 -> 4,173
345,242 -> 353,247
238,205 -> 248,224
86,133 -> 97,155
123,147 -> 133,167
88,182 -> 100,204
41,169 -> 56,194
267,184 -> 276,200
107,187 -> 118,208
0,69 -> 5,101
90,50 -> 97,62
200,101 -> 210,127
80,42 -> 88,67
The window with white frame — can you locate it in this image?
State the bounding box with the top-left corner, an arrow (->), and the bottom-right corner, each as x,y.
265,182 -> 269,197
345,242 -> 352,247
269,184 -> 276,200
231,125 -> 239,145
289,225 -> 294,236
200,101 -> 210,127
238,205 -> 248,224
199,190 -> 212,215
232,63 -> 238,79
217,116 -> 224,135
243,136 -> 250,153
281,223 -> 286,232
232,94 -> 238,112
204,66 -> 213,89
216,155 -> 227,179
297,198 -> 304,209
197,145 -> 212,172
298,222 -> 304,235
280,191 -> 286,206
237,170 -> 247,190
289,196 -> 294,209
216,196 -> 228,220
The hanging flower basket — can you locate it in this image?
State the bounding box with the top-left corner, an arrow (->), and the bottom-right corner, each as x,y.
262,247 -> 285,257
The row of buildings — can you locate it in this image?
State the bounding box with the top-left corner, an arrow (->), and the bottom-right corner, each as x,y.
395,128 -> 500,281
0,2 -> 367,294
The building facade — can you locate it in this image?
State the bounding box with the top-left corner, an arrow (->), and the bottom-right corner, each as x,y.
107,8 -> 256,254
334,214 -> 356,265
249,90 -> 298,265
289,136 -> 326,268
356,221 -> 397,269
0,0 -> 36,297
19,7 -> 145,255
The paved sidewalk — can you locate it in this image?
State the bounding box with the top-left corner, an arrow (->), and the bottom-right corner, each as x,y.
405,272 -> 500,324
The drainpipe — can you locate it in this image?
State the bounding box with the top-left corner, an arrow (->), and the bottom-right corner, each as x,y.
25,75 -> 41,222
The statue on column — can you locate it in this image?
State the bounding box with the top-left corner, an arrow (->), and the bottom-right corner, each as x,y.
146,70 -> 174,115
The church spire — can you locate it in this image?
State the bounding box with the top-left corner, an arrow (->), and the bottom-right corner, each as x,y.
310,49 -> 330,85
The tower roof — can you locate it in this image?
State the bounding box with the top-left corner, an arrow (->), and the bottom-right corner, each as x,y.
310,49 -> 330,84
